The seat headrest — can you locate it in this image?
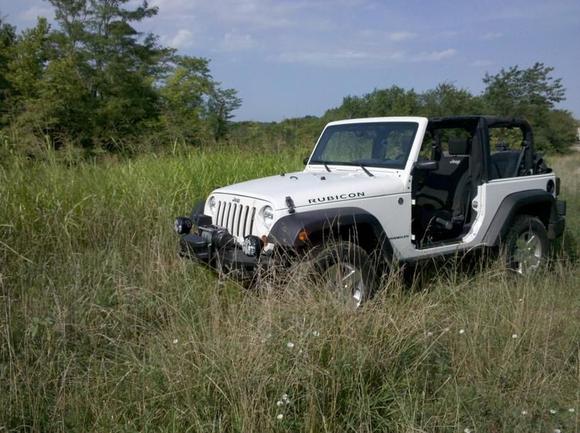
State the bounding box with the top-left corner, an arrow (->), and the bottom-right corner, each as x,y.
448,138 -> 470,155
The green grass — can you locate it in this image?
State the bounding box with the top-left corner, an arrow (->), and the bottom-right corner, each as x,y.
1,149 -> 578,432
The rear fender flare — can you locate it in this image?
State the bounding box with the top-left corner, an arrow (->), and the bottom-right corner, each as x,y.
482,189 -> 555,246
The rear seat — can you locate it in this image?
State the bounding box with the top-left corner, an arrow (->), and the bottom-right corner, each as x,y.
490,151 -> 521,179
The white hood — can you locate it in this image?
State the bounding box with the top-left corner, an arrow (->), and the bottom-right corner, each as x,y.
212,169 -> 406,210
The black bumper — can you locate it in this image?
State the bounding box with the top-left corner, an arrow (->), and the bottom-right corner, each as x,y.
179,232 -> 261,273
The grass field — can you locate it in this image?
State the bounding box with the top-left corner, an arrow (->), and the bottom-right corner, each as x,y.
1,149 -> 578,432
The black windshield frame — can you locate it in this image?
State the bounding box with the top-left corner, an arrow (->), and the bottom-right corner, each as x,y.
310,122 -> 419,170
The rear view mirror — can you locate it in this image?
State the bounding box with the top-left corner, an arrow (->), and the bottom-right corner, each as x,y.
413,160 -> 438,172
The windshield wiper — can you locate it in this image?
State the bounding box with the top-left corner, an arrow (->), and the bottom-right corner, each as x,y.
310,160 -> 331,172
359,163 -> 374,177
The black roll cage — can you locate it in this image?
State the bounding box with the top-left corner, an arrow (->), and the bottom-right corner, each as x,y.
426,115 -> 536,185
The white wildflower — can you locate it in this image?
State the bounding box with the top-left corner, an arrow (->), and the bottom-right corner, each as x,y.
459,329 -> 465,335
553,429 -> 561,433
286,342 -> 294,349
464,428 -> 472,433
512,334 -> 518,339
444,327 -> 450,333
276,400 -> 283,407
569,408 -> 575,413
549,409 -> 557,414
281,393 -> 289,403
518,298 -> 524,302
521,410 -> 528,415
172,338 -> 178,344
426,331 -> 434,337
312,330 -> 320,337
276,413 -> 284,420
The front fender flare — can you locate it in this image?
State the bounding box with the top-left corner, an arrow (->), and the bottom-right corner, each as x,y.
269,207 -> 393,259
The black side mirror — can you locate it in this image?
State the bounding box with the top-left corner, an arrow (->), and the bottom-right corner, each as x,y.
413,160 -> 438,173
303,156 -> 309,165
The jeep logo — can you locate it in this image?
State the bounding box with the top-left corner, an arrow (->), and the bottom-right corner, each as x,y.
232,197 -> 240,203
308,192 -> 365,204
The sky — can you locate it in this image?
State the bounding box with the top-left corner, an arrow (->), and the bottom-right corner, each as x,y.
2,0 -> 580,122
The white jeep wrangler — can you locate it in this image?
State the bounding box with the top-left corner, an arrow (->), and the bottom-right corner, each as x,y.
175,116 -> 566,305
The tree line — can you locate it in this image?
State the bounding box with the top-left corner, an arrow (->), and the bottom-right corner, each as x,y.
0,1 -> 577,159
231,64 -> 577,154
0,0 -> 241,158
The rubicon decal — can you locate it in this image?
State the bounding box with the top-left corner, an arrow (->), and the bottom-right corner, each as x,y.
308,192 -> 365,204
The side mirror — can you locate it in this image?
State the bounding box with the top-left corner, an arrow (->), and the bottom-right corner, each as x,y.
303,156 -> 310,165
413,160 -> 438,172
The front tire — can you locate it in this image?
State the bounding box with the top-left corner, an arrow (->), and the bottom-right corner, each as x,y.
504,215 -> 549,275
310,241 -> 377,308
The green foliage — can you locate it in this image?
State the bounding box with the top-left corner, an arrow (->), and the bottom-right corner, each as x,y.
0,17 -> 16,117
0,7 -> 575,157
207,87 -> 242,140
0,2 -> 241,155
483,62 -> 565,113
419,82 -> 484,117
325,85 -> 420,119
482,63 -> 574,152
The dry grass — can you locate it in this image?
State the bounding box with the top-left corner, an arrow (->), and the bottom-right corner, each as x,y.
0,149 -> 578,432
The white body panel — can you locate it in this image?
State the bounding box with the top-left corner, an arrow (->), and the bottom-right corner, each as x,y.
203,116 -> 556,261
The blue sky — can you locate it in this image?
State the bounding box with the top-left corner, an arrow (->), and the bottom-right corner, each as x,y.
2,0 -> 580,121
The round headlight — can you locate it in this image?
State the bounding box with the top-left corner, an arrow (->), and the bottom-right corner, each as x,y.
174,217 -> 192,235
262,205 -> 274,227
208,196 -> 217,213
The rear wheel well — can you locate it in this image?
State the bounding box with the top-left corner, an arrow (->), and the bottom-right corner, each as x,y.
513,202 -> 551,228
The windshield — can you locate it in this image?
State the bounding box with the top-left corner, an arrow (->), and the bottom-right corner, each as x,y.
310,122 -> 419,169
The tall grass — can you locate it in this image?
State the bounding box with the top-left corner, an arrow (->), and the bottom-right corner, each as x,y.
1,149 -> 578,432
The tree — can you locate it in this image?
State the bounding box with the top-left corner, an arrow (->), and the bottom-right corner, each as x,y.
159,56 -> 214,144
419,83 -> 483,117
207,87 -> 242,141
483,62 -> 565,115
325,86 -> 419,120
483,62 -> 572,152
0,17 -> 16,110
47,0 -> 168,149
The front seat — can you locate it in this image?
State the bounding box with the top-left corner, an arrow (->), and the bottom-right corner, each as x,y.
416,138 -> 472,239
434,138 -> 473,232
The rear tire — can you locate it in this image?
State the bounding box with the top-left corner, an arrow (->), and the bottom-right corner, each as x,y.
504,215 -> 549,275
310,241 -> 377,308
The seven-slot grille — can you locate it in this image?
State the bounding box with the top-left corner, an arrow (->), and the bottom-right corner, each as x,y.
214,199 -> 257,239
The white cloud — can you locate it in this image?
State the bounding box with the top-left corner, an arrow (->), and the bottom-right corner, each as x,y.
164,29 -> 194,49
19,5 -> 54,22
275,47 -> 457,67
481,32 -> 503,40
388,31 -> 417,41
412,48 -> 457,62
220,32 -> 256,51
275,49 -> 397,67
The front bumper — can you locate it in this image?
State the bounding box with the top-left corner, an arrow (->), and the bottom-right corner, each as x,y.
176,214 -> 269,275
179,232 -> 261,273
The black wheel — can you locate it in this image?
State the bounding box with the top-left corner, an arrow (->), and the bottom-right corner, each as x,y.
310,241 -> 377,308
504,215 -> 549,275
